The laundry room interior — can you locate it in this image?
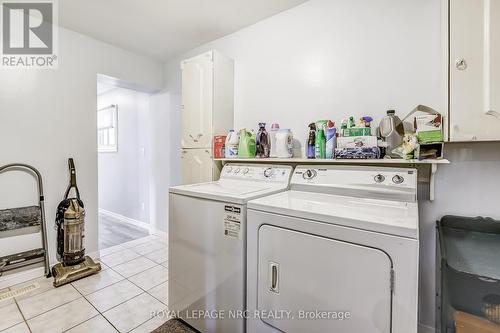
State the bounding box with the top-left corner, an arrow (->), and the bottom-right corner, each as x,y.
1,0 -> 499,332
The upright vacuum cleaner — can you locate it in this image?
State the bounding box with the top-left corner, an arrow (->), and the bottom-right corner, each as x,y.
52,158 -> 100,287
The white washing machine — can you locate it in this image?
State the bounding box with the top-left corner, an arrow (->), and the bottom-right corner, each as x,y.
169,163 -> 293,333
246,165 -> 419,333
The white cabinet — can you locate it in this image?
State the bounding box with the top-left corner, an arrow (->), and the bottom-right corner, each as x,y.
180,50 -> 233,184
450,0 -> 500,141
181,52 -> 214,148
181,149 -> 214,185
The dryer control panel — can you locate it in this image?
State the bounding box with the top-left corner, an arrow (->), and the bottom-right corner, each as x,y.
221,164 -> 292,183
292,165 -> 417,202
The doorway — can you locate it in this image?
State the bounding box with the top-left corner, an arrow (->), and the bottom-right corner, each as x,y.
96,79 -> 151,250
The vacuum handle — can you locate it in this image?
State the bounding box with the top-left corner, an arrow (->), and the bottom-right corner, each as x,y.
64,158 -> 80,199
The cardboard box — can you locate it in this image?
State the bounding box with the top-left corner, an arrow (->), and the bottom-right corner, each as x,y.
415,142 -> 444,160
213,135 -> 226,159
414,112 -> 443,143
337,136 -> 378,149
341,127 -> 372,137
454,311 -> 500,333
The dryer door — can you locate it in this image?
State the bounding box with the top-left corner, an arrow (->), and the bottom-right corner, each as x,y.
258,225 -> 392,333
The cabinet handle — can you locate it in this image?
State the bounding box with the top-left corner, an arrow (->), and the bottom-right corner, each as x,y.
189,133 -> 203,142
269,262 -> 279,293
455,58 -> 467,71
486,110 -> 500,118
453,125 -> 477,141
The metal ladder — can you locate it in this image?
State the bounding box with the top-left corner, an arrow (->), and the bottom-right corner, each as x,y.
0,164 -> 51,277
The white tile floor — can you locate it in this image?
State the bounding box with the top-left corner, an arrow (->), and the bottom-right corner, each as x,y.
0,235 -> 169,333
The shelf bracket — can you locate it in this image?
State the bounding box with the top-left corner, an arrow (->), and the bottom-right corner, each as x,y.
429,163 -> 438,202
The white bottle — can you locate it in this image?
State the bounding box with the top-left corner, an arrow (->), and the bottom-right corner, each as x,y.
225,130 -> 239,158
275,129 -> 293,158
269,123 -> 280,158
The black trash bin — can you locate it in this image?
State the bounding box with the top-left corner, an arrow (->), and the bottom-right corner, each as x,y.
437,215 -> 500,333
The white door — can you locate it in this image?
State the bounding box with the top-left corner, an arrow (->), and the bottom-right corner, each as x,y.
181,52 -> 214,148
450,0 -> 500,141
258,225 -> 392,333
181,149 -> 213,185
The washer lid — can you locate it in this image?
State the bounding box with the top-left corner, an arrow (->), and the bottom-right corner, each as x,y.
169,179 -> 287,204
248,190 -> 419,239
169,164 -> 293,204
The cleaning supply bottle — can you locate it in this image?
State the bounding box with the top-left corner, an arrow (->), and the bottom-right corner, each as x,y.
306,123 -> 316,159
275,129 -> 293,158
325,120 -> 337,159
225,130 -> 239,158
269,123 -> 280,158
237,129 -> 256,158
379,109 -> 404,156
256,123 -> 270,158
315,120 -> 327,159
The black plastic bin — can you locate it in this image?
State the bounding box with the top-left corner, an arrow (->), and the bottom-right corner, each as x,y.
437,215 -> 500,333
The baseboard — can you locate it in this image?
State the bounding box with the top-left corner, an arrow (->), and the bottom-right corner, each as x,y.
419,323 -> 435,333
99,209 -> 151,233
0,266 -> 47,289
151,229 -> 167,240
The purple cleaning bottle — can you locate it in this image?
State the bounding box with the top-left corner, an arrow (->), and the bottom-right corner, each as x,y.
307,123 -> 316,158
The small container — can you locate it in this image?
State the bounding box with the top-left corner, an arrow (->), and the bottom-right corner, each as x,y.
482,294 -> 500,325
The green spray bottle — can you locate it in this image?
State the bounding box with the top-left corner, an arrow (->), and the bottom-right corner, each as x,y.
315,120 -> 327,159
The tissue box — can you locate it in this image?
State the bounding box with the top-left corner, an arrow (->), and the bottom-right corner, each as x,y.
415,114 -> 443,143
337,136 -> 378,149
335,147 -> 381,159
341,127 -> 372,137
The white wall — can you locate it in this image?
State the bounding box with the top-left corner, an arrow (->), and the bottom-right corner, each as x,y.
164,0 -> 442,183
148,92 -> 171,234
0,27 -> 163,268
97,87 -> 151,224
163,0 -> 500,329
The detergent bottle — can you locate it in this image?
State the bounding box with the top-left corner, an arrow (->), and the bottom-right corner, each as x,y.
225,130 -> 239,158
256,123 -> 270,158
275,129 -> 293,158
325,120 -> 337,159
269,123 -> 280,158
238,129 -> 256,158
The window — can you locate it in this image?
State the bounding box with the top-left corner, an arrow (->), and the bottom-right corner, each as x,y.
97,105 -> 118,152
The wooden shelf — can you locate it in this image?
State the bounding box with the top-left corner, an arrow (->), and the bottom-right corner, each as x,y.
214,157 -> 450,201
214,158 -> 450,165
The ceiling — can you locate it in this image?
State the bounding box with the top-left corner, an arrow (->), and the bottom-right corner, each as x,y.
59,0 -> 308,61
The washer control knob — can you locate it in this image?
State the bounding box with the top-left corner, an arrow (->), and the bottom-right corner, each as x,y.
392,175 -> 404,184
226,166 -> 233,173
264,167 -> 274,178
303,169 -> 317,180
234,168 -> 241,174
242,168 -> 249,174
374,174 -> 385,183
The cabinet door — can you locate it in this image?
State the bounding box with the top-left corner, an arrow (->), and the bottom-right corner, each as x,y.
181,149 -> 213,185
181,52 -> 213,148
450,0 -> 500,141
